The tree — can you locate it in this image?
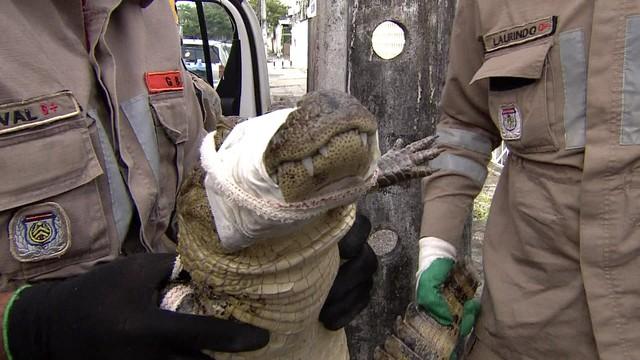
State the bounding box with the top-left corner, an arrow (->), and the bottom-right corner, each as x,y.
177,2 -> 234,41
247,0 -> 288,34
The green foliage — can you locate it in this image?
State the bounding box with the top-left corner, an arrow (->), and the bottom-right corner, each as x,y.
473,183 -> 494,222
177,2 -> 234,41
247,0 -> 288,34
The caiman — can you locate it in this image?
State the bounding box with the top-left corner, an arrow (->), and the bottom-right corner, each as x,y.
161,90 -> 442,359
374,265 -> 479,360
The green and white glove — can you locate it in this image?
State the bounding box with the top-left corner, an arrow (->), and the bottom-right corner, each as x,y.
416,237 -> 480,338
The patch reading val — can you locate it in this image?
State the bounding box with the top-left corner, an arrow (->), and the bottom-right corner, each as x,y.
484,16 -> 557,53
0,91 -> 80,135
499,104 -> 522,140
9,202 -> 71,263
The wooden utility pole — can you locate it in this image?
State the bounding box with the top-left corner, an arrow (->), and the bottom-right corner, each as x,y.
307,0 -> 349,91
308,0 -> 459,358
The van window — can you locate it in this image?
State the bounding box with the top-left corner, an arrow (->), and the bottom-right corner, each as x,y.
177,1 -> 234,87
182,45 -> 221,64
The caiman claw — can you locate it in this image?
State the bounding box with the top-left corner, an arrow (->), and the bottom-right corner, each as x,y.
375,135 -> 443,188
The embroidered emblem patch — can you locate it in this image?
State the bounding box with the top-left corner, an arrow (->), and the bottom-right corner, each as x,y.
499,104 -> 522,140
9,202 -> 71,263
0,91 -> 80,135
145,71 -> 184,94
484,16 -> 557,53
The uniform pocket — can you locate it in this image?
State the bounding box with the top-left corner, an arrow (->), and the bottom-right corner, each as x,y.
0,115 -> 112,280
471,40 -> 557,153
148,92 -> 187,239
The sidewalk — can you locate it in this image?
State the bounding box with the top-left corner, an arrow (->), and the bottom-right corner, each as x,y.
267,59 -> 307,107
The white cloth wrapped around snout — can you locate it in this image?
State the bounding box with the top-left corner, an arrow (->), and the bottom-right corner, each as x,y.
200,108 -> 379,252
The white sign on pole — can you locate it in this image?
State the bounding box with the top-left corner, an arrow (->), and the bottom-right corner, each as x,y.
307,0 -> 317,18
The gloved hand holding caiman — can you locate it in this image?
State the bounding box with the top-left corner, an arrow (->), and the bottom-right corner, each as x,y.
161,89 -> 442,359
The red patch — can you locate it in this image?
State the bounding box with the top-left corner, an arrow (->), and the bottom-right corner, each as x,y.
538,21 -> 552,32
144,71 -> 184,94
40,102 -> 59,116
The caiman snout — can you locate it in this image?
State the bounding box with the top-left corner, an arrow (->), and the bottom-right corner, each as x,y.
263,90 -> 378,203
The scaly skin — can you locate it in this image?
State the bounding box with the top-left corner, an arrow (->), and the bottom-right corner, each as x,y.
264,90 -> 378,202
374,265 -> 478,360
374,136 -> 443,189
170,90 -> 442,359
263,90 -> 443,202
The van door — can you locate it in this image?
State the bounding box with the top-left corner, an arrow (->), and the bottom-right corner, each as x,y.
176,0 -> 270,117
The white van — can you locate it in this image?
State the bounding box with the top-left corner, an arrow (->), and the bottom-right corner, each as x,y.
181,38 -> 231,87
176,0 -> 270,117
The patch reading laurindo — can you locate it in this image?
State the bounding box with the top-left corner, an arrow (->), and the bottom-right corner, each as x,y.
499,104 -> 522,140
0,91 -> 80,135
483,16 -> 557,53
9,202 -> 71,263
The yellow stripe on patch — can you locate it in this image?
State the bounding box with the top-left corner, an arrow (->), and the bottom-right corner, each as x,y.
169,0 -> 179,24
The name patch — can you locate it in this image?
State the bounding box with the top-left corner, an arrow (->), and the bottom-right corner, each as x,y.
484,16 -> 557,53
0,91 -> 80,135
145,70 -> 184,94
9,202 -> 71,263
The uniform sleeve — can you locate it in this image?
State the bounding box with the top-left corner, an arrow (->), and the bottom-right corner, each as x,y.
419,0 -> 501,248
180,72 -> 209,179
189,73 -> 224,132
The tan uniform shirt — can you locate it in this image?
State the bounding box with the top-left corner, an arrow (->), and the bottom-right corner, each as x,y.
422,1 -> 640,358
0,0 -> 206,290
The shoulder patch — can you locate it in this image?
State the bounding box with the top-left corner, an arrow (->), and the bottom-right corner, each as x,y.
484,16 -> 557,53
499,104 -> 522,140
9,202 -> 71,263
145,70 -> 184,94
0,91 -> 80,135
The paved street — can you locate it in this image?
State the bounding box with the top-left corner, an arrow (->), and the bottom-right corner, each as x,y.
267,59 -> 307,108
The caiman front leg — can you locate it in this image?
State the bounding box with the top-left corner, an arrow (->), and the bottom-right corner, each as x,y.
375,135 -> 444,189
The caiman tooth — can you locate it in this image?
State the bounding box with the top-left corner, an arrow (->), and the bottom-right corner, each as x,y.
302,157 -> 314,176
369,133 -> 376,146
270,172 -> 279,184
319,146 -> 330,157
360,132 -> 368,147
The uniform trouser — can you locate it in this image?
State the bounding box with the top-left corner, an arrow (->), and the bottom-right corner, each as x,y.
465,156 -> 598,359
465,333 -> 501,360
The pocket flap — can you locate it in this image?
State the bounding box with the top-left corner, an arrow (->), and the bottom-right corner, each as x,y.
0,119 -> 103,211
470,40 -> 553,84
149,92 -> 188,144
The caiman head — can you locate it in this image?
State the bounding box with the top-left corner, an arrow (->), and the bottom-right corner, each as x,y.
263,90 -> 379,203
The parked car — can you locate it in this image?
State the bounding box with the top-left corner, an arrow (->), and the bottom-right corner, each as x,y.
181,38 -> 231,87
176,0 -> 270,117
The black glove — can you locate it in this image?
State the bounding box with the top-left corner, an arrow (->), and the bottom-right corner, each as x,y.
5,253 -> 269,360
319,214 -> 378,330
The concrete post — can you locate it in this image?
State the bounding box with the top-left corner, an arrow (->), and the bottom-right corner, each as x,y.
306,0 -> 349,91
345,0 -> 457,358
307,0 -> 459,357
